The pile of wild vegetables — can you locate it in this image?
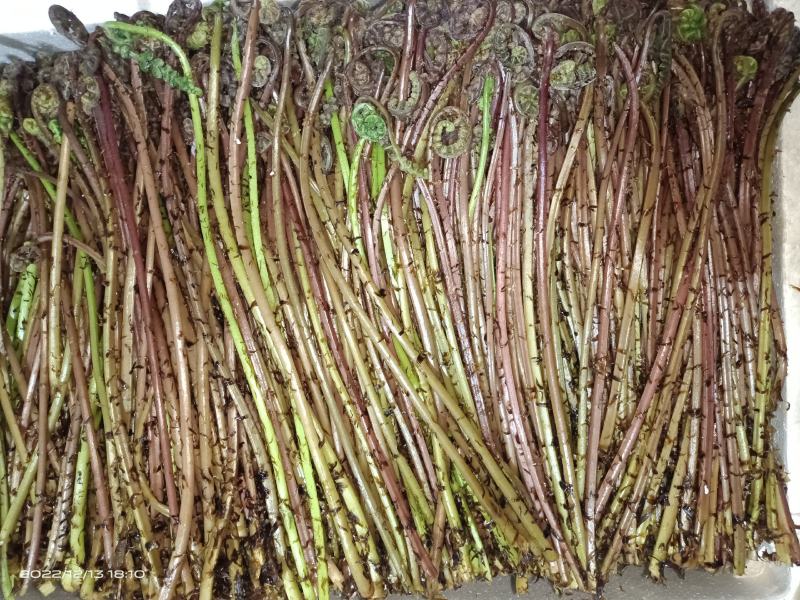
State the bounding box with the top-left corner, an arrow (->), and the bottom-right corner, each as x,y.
0,0 -> 799,598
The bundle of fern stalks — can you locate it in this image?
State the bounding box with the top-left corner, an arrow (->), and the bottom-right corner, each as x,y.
0,0 -> 799,597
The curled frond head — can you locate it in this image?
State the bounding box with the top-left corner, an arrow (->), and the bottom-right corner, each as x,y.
31,83 -> 60,122
351,101 -> 388,143
251,35 -> 283,89
676,4 -> 706,43
22,117 -> 43,139
424,27 -> 462,75
553,41 -> 596,91
186,20 -> 209,50
363,16 -> 406,49
259,0 -> 281,25
252,55 -> 272,89
47,53 -> 74,99
513,80 -> 539,117
415,0 -> 449,28
478,23 -> 536,82
430,106 -> 470,159
734,55 -> 758,87
446,0 -> 491,41
345,46 -> 398,97
495,0 -> 515,24
77,75 -> 100,115
550,60 -> 577,90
